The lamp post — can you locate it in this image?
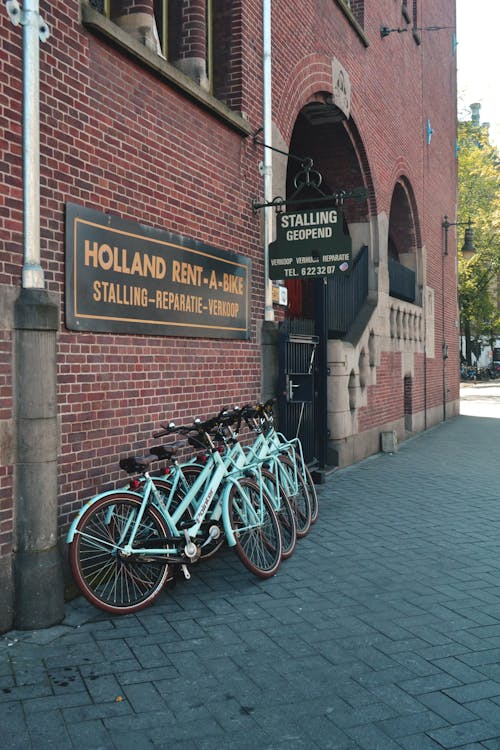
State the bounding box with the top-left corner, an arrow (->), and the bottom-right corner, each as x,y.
440,216 -> 476,420
461,220 -> 476,261
442,216 -> 475,257
442,216 -> 480,373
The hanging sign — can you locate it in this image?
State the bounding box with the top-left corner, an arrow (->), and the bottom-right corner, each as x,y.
268,208 -> 352,280
65,203 -> 251,339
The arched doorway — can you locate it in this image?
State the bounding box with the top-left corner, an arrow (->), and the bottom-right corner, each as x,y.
278,99 -> 373,467
388,178 -> 422,304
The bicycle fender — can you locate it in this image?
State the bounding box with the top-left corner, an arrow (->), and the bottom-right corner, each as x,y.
66,489 -> 143,543
220,483 -> 237,547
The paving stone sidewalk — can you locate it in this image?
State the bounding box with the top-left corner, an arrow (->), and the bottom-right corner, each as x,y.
2,409 -> 500,749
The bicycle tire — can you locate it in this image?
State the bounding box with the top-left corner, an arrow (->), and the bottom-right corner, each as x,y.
260,468 -> 297,559
69,493 -> 171,615
278,455 -> 312,537
298,460 -> 319,524
228,477 -> 282,578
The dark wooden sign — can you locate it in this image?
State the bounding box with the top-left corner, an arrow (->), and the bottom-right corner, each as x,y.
65,203 -> 251,339
269,208 -> 352,280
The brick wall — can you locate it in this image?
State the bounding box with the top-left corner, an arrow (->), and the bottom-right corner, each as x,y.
0,0 -> 458,571
358,352 -> 403,431
268,0 -> 457,427
1,1 -> 265,535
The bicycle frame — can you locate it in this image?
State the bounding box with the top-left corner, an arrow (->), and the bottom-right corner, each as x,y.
67,437 -> 266,556
240,416 -> 304,497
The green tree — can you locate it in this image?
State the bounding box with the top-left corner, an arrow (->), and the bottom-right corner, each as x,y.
457,120 -> 500,367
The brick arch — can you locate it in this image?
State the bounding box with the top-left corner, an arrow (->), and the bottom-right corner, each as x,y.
340,117 -> 378,219
274,55 -> 377,218
389,175 -> 422,259
284,80 -> 378,320
274,54 -> 336,142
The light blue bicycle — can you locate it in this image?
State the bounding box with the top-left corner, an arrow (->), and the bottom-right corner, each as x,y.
241,400 -> 319,524
67,414 -> 283,614
213,407 -> 311,538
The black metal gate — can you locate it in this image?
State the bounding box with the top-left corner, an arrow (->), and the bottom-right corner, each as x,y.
278,319 -> 319,464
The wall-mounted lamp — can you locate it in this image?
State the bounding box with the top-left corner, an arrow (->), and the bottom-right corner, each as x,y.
414,25 -> 455,32
380,25 -> 407,37
442,216 -> 476,258
381,23 -> 455,40
461,220 -> 476,260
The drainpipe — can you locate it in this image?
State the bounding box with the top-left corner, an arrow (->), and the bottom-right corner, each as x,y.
6,0 -> 64,629
262,0 -> 274,321
13,0 -> 47,290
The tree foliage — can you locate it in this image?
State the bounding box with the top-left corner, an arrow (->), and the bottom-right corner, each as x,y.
457,120 -> 500,364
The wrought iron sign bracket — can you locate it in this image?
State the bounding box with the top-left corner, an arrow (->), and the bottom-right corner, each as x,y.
252,130 -> 367,213
252,190 -> 368,213
252,128 -> 308,165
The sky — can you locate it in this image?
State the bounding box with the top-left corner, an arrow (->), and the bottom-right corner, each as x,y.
456,0 -> 500,147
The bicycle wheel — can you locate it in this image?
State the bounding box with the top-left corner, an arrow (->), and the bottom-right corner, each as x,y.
297,459 -> 319,524
260,468 -> 297,559
278,456 -> 312,537
69,493 -> 171,615
228,477 -> 282,578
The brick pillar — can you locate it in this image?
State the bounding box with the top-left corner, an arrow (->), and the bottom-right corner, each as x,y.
111,0 -> 163,55
171,0 -> 209,90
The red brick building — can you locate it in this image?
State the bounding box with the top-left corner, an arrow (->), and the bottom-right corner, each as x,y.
0,0 -> 458,631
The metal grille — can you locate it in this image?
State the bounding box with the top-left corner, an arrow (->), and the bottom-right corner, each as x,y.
278,320 -> 318,463
327,244 -> 369,337
388,259 -> 416,302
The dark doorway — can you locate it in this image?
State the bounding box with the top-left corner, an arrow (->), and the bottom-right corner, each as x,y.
277,100 -> 370,467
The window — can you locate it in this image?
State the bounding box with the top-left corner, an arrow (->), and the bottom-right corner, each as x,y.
335,0 -> 367,45
411,0 -> 421,43
401,1 -> 408,22
88,0 -> 238,104
348,0 -> 364,26
90,0 -> 109,13
338,0 -> 364,27
153,0 -> 171,59
399,1 -> 421,44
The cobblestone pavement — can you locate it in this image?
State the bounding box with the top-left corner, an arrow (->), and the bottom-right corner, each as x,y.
2,394 -> 500,749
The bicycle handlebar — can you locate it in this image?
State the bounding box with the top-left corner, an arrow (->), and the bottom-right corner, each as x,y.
153,401 -> 276,446
153,407 -> 232,443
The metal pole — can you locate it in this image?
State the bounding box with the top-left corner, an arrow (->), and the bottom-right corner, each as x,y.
9,0 -> 49,287
262,0 -> 274,321
23,0 -> 44,287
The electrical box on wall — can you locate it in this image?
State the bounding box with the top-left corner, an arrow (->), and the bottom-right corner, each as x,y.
272,285 -> 288,306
